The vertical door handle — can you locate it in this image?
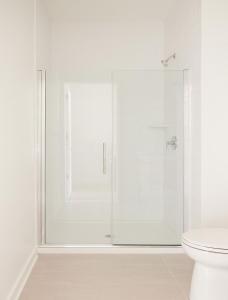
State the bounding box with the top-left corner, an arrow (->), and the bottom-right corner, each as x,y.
103,142 -> 107,175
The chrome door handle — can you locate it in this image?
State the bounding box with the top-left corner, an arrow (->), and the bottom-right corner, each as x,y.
103,143 -> 107,174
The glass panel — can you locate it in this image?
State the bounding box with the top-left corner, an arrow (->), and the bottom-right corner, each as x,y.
112,70 -> 184,245
46,79 -> 112,244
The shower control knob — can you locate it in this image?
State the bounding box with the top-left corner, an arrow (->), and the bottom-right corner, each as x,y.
166,136 -> 177,150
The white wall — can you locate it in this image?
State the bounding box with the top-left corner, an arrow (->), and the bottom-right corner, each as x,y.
36,0 -> 51,69
164,0 -> 202,229
50,19 -> 164,77
201,0 -> 228,226
0,0 -> 36,299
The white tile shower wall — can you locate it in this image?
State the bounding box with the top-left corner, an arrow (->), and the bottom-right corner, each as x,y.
163,71 -> 184,239
201,0 -> 228,227
164,0 -> 202,229
113,71 -> 165,222
0,0 -> 36,298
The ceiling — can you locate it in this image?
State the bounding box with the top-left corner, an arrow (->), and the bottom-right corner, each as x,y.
43,0 -> 177,21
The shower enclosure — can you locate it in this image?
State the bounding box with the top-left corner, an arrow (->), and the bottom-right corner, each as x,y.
38,70 -> 184,246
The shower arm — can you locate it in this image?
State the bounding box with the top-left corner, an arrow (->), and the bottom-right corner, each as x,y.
161,53 -> 176,67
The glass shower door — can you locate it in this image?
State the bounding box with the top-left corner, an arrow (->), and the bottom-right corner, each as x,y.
45,80 -> 113,244
112,70 -> 184,245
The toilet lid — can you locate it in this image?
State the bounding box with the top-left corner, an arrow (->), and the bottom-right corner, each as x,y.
183,228 -> 228,251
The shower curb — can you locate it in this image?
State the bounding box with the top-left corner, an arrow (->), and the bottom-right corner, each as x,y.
37,246 -> 184,254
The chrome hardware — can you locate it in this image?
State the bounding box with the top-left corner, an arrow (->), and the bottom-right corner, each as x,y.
103,143 -> 107,174
166,136 -> 177,150
161,53 -> 176,67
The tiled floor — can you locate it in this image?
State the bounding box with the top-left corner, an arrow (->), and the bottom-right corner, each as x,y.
20,254 -> 193,300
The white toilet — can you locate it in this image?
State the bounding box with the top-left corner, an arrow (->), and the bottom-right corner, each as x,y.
183,228 -> 228,300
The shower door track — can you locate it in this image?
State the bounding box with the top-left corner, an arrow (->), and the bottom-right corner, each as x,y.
37,245 -> 184,254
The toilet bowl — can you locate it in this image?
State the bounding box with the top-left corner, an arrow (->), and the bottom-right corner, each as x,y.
183,228 -> 228,300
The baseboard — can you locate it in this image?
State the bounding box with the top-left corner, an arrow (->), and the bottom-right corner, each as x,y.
38,245 -> 184,254
7,248 -> 38,300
